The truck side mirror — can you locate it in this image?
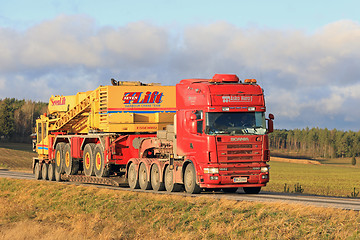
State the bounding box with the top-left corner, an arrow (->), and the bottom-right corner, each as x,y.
190,113 -> 197,120
190,121 -> 198,134
267,113 -> 274,133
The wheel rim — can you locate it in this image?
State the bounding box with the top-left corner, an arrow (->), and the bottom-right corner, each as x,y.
56,151 -> 61,167
84,152 -> 90,169
96,152 -> 101,170
65,152 -> 70,167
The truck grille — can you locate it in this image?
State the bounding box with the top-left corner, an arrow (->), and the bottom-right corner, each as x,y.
217,142 -> 261,164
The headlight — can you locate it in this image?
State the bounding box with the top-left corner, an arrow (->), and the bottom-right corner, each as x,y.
204,168 -> 219,174
261,167 -> 269,173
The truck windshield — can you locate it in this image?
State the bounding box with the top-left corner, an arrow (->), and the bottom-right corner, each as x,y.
205,112 -> 266,135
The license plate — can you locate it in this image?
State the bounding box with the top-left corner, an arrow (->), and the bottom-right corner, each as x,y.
233,177 -> 247,183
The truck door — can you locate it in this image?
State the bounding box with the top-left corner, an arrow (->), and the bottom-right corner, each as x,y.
36,120 -> 48,155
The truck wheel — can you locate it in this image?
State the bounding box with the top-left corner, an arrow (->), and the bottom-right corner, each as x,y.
164,166 -> 181,192
94,145 -> 109,178
42,163 -> 49,180
64,143 -> 79,175
55,143 -> 65,174
34,162 -> 42,180
184,163 -> 201,194
48,163 -> 55,181
243,187 -> 261,194
128,162 -> 140,189
83,143 -> 95,176
151,164 -> 165,191
222,188 -> 238,193
138,163 -> 151,190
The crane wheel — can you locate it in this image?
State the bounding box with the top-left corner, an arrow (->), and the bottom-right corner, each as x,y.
34,162 -> 42,180
41,163 -> 49,180
48,163 -> 56,181
55,143 -> 66,174
94,145 -> 109,178
83,143 -> 96,176
64,143 -> 79,175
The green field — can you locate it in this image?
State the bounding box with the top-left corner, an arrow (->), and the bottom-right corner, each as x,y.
264,161 -> 360,197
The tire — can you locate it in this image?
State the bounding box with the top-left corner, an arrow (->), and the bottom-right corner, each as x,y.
83,143 -> 95,176
34,162 -> 42,180
151,164 -> 165,191
64,143 -> 79,175
42,163 -> 49,180
164,166 -> 181,192
55,143 -> 65,174
222,188 -> 238,193
184,163 -> 201,194
243,187 -> 261,194
138,163 -> 152,190
128,162 -> 140,189
55,168 -> 62,182
48,163 -> 56,181
94,145 -> 109,178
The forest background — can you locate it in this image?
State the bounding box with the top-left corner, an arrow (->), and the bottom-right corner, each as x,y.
0,97 -> 359,159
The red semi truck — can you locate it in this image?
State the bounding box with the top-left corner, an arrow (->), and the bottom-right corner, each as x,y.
33,74 -> 274,194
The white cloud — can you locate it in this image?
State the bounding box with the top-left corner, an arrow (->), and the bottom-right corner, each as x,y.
1,16 -> 360,129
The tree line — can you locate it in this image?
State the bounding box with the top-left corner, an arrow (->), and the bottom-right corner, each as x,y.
0,98 -> 47,142
269,128 -> 360,159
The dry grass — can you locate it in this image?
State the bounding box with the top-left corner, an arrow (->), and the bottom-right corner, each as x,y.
0,178 -> 359,239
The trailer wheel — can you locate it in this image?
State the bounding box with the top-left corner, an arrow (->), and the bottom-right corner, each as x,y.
184,163 -> 201,194
34,162 -> 42,180
222,188 -> 238,193
48,163 -> 55,181
94,145 -> 109,178
243,187 -> 261,194
42,163 -> 49,180
151,164 -> 165,191
83,143 -> 95,176
64,143 -> 79,175
164,166 -> 181,192
128,162 -> 140,189
55,143 -> 65,174
138,163 -> 151,190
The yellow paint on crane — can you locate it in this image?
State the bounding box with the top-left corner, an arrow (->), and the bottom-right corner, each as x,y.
46,83 -> 177,133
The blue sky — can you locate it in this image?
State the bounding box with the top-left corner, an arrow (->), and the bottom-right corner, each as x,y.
2,0 -> 359,30
1,0 -> 360,130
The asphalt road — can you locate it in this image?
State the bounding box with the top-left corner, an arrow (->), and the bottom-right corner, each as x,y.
1,169 -> 359,211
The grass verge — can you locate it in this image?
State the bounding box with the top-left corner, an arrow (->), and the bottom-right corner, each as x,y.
0,178 -> 359,239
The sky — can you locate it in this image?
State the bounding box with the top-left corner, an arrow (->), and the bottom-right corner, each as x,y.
0,0 -> 360,130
